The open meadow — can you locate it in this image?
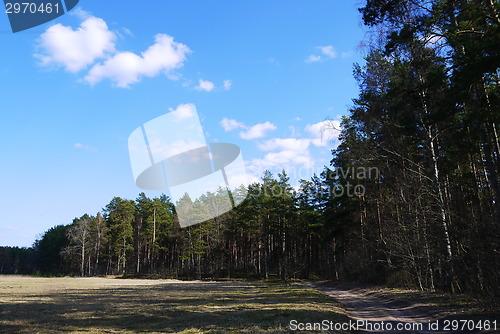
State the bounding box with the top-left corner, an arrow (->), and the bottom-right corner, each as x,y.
0,276 -> 350,334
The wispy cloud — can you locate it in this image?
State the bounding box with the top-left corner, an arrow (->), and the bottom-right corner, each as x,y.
305,54 -> 321,63
169,103 -> 196,120
195,79 -> 215,92
305,119 -> 341,147
242,119 -> 342,179
220,118 -> 277,139
288,125 -> 299,137
268,57 -> 280,66
248,138 -> 314,175
220,118 -> 245,131
305,45 -> 338,63
74,143 -> 97,152
239,122 -> 277,140
318,45 -> 337,58
223,79 -> 232,90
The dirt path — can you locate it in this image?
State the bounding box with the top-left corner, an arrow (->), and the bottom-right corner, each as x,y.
299,282 -> 489,334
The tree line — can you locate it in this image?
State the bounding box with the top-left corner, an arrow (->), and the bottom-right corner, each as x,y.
0,173 -> 340,281
1,0 -> 498,300
331,0 -> 500,297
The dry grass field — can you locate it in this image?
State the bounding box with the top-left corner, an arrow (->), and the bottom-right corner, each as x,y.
0,276 -> 350,334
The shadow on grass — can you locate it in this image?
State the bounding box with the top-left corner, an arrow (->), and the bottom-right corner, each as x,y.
0,280 -> 351,334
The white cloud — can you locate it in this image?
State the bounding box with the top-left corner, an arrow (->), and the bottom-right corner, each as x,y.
223,79 -> 232,90
71,8 -> 91,20
305,45 -> 339,64
233,170 -> 260,185
228,118 -> 344,182
74,143 -> 97,152
248,138 -> 314,175
121,27 -> 134,37
257,137 -> 309,152
305,120 -> 341,147
318,45 -> 337,58
249,151 -> 314,173
84,34 -> 190,87
239,122 -> 277,140
220,118 -> 245,132
305,54 -> 321,63
37,14 -> 192,88
195,79 -> 215,92
234,118 -> 342,181
167,72 -> 182,81
169,103 -> 196,120
36,16 -> 116,72
218,117 -> 341,180
220,117 -> 277,139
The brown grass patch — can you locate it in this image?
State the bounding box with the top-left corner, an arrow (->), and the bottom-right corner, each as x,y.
0,276 -> 349,333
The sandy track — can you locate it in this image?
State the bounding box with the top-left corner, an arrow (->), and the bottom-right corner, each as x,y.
300,282 -> 489,334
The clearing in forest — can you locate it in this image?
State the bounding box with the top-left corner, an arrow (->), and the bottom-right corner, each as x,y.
0,276 -> 349,334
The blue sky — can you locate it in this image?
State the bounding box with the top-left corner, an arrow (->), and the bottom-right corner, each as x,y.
0,0 -> 366,247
